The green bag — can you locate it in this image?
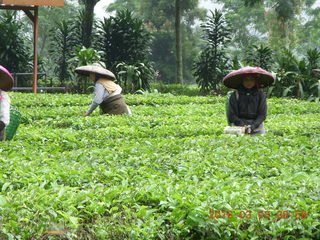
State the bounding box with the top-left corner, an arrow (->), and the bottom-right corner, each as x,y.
5,108 -> 21,140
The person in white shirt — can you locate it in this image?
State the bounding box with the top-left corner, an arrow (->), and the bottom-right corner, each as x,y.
75,63 -> 131,116
0,65 -> 13,141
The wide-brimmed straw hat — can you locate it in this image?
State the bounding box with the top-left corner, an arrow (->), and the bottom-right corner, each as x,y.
75,63 -> 116,80
0,65 -> 14,91
222,66 -> 275,89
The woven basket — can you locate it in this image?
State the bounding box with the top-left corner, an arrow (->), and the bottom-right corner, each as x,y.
5,108 -> 21,140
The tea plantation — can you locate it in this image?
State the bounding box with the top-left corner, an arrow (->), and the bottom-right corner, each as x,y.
0,93 -> 319,239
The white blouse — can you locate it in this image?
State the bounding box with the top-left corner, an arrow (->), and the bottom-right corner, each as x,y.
0,90 -> 10,126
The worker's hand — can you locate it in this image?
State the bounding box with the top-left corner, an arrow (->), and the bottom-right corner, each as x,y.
245,125 -> 252,134
84,112 -> 90,117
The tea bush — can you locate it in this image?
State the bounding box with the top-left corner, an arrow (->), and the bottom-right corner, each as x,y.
0,93 -> 319,239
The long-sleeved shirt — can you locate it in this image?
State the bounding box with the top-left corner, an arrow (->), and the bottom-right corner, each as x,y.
0,90 -> 10,126
87,82 -> 122,114
227,86 -> 267,130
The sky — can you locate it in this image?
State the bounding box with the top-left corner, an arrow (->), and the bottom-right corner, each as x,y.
95,0 -> 223,19
95,0 -> 320,19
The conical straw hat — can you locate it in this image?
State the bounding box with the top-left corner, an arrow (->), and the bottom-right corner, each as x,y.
0,65 -> 14,91
223,66 -> 275,89
75,63 -> 116,80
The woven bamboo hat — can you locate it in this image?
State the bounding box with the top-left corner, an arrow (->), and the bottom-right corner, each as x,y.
0,65 -> 14,91
223,66 -> 275,89
75,63 -> 116,80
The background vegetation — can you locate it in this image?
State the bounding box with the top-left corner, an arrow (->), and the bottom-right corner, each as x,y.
1,0 -> 320,99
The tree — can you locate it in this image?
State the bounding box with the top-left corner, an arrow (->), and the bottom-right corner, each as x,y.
245,44 -> 273,71
242,0 -> 305,22
271,48 -> 320,100
0,11 -> 31,77
37,3 -> 79,58
193,10 -> 232,93
49,20 -> 78,85
95,10 -> 154,92
107,0 -> 206,84
296,5 -> 320,53
215,0 -> 309,55
79,0 -> 101,48
175,0 -> 183,84
96,10 -> 152,70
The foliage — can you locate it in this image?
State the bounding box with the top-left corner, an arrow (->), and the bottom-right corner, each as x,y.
0,92 -> 319,239
95,10 -> 152,73
267,48 -> 320,100
296,6 -> 320,53
242,0 -> 305,22
68,47 -> 104,93
245,44 -> 274,71
116,62 -> 155,93
150,83 -> 200,96
78,0 -> 101,47
49,19 -> 78,86
193,10 -> 232,94
70,47 -> 103,67
107,0 -> 206,84
0,11 -> 31,75
37,3 -> 80,59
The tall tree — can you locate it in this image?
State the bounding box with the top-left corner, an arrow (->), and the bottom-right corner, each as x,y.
175,0 -> 183,84
107,0 -> 205,83
241,0 -> 306,22
215,0 -> 311,54
96,10 -> 152,70
49,20 -> 78,85
79,0 -> 100,48
194,10 -> 232,93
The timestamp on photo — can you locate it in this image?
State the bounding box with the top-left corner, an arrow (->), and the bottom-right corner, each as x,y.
208,210 -> 309,220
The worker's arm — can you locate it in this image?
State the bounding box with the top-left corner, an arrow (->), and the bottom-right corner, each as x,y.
0,92 -> 10,127
252,91 -> 267,130
228,92 -> 244,126
86,83 -> 109,115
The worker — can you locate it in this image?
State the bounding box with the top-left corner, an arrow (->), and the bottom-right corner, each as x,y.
0,65 -> 13,141
75,63 -> 131,116
222,66 -> 275,135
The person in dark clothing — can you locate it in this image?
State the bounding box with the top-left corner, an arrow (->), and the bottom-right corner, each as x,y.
227,75 -> 267,134
223,66 -> 275,135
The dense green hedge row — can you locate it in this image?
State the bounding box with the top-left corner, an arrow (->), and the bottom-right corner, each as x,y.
0,93 -> 319,239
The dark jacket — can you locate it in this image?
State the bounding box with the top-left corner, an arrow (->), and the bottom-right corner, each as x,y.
227,86 -> 267,130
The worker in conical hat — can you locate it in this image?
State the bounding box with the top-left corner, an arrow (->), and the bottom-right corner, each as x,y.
75,63 -> 131,116
223,66 -> 275,135
0,65 -> 13,141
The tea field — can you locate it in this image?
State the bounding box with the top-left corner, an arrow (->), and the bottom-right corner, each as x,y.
0,93 -> 319,239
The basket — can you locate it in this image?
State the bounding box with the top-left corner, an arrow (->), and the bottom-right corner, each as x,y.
5,108 -> 21,140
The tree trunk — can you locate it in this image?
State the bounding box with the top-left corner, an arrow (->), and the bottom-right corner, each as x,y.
175,0 -> 183,84
82,0 -> 99,48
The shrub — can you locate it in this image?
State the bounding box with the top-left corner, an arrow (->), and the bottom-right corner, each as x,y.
193,10 -> 232,94
0,11 -> 31,76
